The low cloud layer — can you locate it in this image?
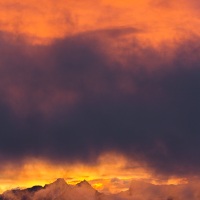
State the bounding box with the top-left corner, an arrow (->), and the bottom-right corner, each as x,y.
0,27 -> 200,179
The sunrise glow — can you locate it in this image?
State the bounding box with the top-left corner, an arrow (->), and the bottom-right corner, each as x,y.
1,0 -> 200,45
0,153 -> 188,194
0,0 -> 200,199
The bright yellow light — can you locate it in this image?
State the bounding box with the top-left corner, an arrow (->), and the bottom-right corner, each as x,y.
0,153 -> 189,194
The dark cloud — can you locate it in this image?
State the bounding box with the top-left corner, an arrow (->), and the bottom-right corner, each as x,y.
0,28 -> 200,176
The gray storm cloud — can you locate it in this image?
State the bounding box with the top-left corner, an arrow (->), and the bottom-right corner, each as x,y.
0,29 -> 200,177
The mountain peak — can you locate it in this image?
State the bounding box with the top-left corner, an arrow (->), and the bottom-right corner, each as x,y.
77,180 -> 91,188
45,178 -> 68,189
54,178 -> 66,184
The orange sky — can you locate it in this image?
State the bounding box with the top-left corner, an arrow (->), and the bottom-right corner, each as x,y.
0,153 -> 188,194
0,0 -> 200,44
0,0 -> 200,194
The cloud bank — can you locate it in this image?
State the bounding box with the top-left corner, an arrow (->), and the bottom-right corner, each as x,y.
0,26 -> 200,180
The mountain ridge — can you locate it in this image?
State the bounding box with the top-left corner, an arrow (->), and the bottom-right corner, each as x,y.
0,178 -> 199,200
0,178 -> 102,200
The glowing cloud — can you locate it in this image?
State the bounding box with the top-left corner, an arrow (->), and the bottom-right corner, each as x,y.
0,0 -> 200,44
0,0 -> 200,195
0,153 -> 188,194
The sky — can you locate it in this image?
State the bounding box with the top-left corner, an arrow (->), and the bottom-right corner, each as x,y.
0,0 -> 200,194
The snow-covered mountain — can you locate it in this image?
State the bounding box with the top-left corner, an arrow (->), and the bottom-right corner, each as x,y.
0,178 -> 102,200
1,179 -> 200,200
